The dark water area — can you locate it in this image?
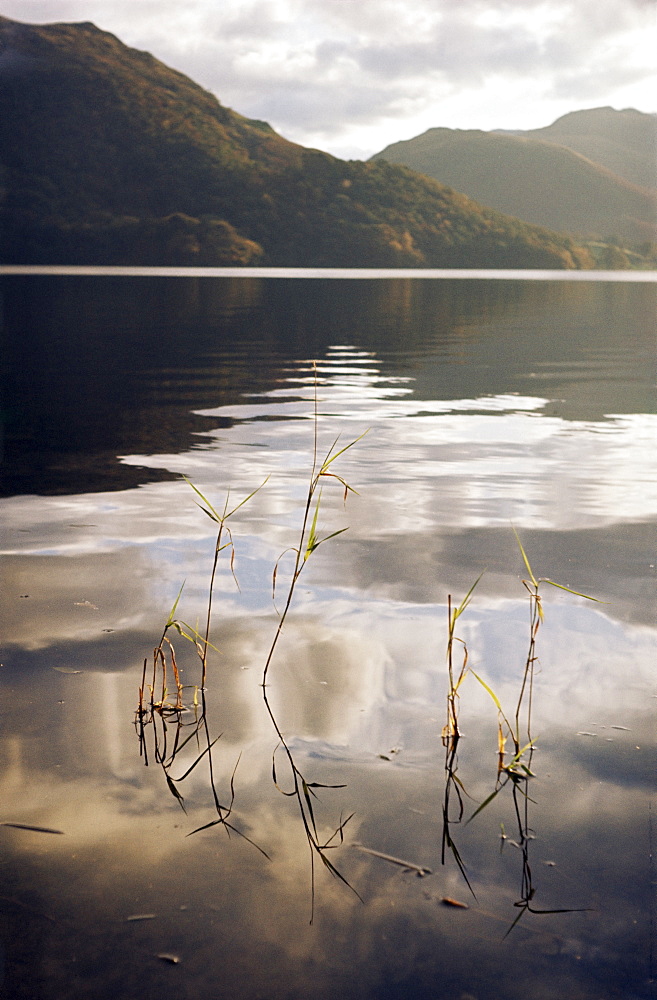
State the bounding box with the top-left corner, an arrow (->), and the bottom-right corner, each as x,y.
0,274 -> 656,999
2,275 -> 654,494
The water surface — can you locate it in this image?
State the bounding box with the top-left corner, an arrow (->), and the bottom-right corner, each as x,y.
0,275 -> 655,999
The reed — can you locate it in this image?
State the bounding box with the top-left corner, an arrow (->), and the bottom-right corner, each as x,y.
136,367 -> 366,918
135,481 -> 269,855
259,365 -> 366,921
441,576 -> 483,897
446,531 -> 600,933
135,388 -> 601,929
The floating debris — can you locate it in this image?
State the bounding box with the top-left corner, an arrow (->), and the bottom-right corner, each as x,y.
354,844 -> 432,876
610,725 -> 631,731
157,953 -> 181,964
441,897 -> 469,909
74,600 -> 99,609
576,732 -> 597,737
126,914 -> 156,922
52,667 -> 82,674
0,822 -> 64,835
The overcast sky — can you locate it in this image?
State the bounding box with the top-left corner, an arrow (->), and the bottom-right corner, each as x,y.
2,0 -> 655,159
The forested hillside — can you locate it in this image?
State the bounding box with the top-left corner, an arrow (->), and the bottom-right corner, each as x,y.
372,110 -> 657,256
0,16 -> 595,268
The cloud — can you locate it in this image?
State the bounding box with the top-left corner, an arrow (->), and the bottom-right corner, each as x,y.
0,0 -> 654,155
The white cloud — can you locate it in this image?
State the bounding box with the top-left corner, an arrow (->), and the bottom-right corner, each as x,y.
0,0 -> 654,156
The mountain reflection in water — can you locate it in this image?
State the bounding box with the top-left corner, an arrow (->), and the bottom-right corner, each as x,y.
0,275 -> 655,999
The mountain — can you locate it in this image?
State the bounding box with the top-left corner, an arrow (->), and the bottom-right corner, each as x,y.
0,16 -> 595,269
499,107 -> 657,191
371,111 -> 657,247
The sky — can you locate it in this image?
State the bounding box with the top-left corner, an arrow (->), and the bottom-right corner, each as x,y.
1,0 -> 655,159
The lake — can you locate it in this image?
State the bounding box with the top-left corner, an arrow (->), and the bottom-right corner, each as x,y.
0,272 -> 656,999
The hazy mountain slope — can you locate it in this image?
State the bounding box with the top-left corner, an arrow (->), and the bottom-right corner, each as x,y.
0,16 -> 594,268
502,107 -> 657,191
372,122 -> 657,244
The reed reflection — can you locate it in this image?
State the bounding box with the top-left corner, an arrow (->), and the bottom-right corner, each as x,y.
2,275 -> 655,998
440,539 -> 599,934
135,428 -> 366,920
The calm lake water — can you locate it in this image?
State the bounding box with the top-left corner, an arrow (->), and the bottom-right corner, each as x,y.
0,274 -> 656,999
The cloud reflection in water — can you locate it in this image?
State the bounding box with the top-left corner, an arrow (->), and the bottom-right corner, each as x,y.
1,293 -> 655,998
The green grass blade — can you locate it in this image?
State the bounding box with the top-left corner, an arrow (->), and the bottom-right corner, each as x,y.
512,527 -> 538,587
305,493 -> 322,561
225,476 -> 270,518
470,669 -> 504,714
317,527 -> 349,548
540,579 -> 604,602
165,581 -> 186,628
320,430 -> 369,471
182,476 -> 221,522
452,570 -> 486,623
319,471 -> 359,496
507,739 -> 537,766
466,783 -> 505,824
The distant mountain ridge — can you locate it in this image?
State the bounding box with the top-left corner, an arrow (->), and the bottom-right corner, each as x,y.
497,107 -> 657,190
372,108 -> 657,246
0,15 -> 596,268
